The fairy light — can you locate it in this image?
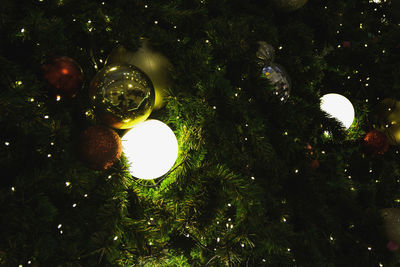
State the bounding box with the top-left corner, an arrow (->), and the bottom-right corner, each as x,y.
5,141 -> 9,146
65,181 -> 70,187
11,187 -> 15,192
114,236 -> 118,240
251,176 -> 255,180
72,203 -> 77,208
154,20 -> 158,24
58,224 -> 62,229
84,194 -> 88,198
44,115 -> 49,119
47,154 -> 52,158
56,95 -> 61,101
217,237 -> 220,242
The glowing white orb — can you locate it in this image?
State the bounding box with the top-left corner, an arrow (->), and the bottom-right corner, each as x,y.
320,93 -> 355,130
122,119 -> 179,179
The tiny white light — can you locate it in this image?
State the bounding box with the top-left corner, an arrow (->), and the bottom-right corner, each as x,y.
122,120 -> 179,180
84,194 -> 88,197
56,95 -> 61,101
28,261 -> 31,264
44,115 -> 49,119
241,243 -> 245,247
11,187 -> 15,191
114,236 -> 118,240
47,154 -> 52,158
51,142 -> 54,146
58,224 -> 62,229
65,181 -> 70,186
368,246 -> 372,251
251,176 -> 255,180
217,237 -> 220,242
5,141 -> 10,146
72,203 -> 77,208
320,93 -> 355,130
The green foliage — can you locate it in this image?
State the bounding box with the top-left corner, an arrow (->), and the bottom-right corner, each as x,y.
1,0 -> 400,266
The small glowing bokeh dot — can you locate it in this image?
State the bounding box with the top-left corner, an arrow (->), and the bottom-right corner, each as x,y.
320,93 -> 355,130
122,119 -> 179,179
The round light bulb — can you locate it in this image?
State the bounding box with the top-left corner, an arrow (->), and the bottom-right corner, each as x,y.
122,120 -> 179,179
320,93 -> 355,130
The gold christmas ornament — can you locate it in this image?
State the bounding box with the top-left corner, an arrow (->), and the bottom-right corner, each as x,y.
271,0 -> 308,11
381,208 -> 400,246
90,63 -> 155,129
106,39 -> 172,110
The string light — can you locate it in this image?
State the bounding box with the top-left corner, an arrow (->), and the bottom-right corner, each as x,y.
5,141 -> 9,146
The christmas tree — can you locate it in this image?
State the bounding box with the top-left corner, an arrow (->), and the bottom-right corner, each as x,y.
1,0 -> 400,266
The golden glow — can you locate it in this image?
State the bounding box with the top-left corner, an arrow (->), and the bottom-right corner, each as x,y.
122,120 -> 178,179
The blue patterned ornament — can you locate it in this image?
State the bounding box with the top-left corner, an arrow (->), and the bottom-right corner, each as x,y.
262,64 -> 291,102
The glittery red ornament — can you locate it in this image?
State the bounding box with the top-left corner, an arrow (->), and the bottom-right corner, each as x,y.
311,159 -> 320,170
78,125 -> 122,170
363,130 -> 389,156
43,56 -> 84,98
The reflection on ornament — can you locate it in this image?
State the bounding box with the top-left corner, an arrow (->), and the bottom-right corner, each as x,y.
262,64 -> 290,102
42,56 -> 84,98
320,93 -> 355,130
106,39 -> 172,110
256,41 -> 275,66
122,119 -> 179,180
90,63 -> 155,129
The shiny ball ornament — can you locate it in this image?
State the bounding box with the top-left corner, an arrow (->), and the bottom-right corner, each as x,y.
42,56 -> 84,98
262,64 -> 290,102
363,130 -> 389,155
78,125 -> 122,170
271,0 -> 308,11
106,40 -> 172,110
122,119 -> 179,180
256,41 -> 275,66
90,63 -> 155,129
381,208 -> 400,249
320,93 -> 355,130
